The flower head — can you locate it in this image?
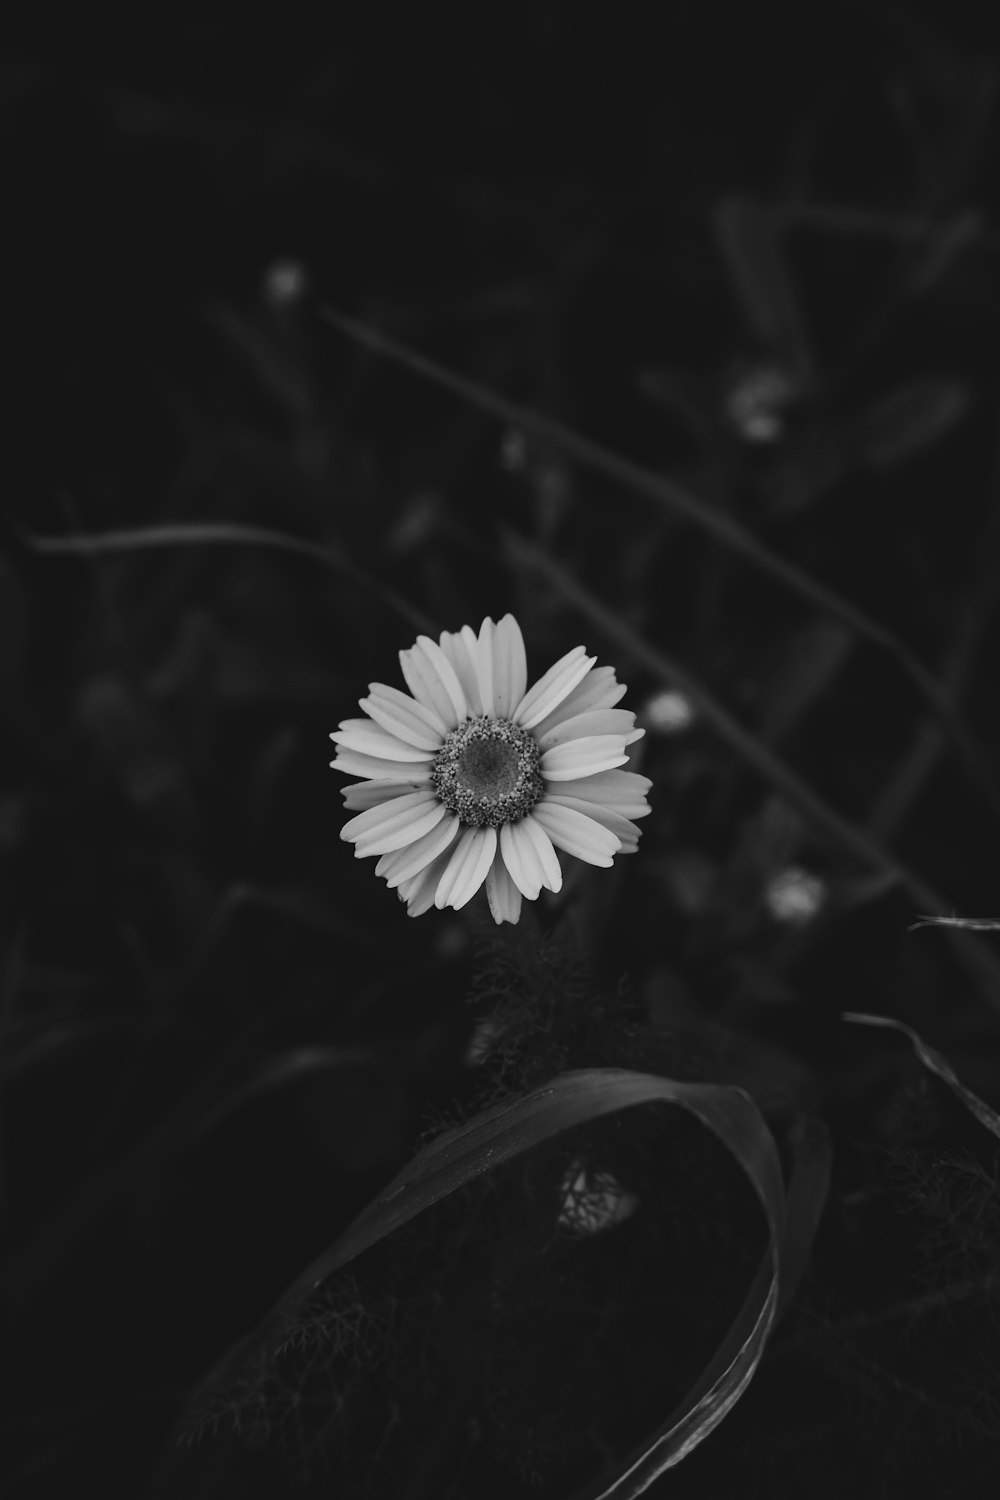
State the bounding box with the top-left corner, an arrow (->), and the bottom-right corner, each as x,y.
330,615 -> 652,923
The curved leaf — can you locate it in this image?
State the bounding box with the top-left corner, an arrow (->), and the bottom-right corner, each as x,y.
843,1012 -> 1000,1141
181,1067 -> 791,1494
863,379 -> 969,469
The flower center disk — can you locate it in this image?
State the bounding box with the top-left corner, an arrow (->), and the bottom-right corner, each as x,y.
431,716 -> 544,828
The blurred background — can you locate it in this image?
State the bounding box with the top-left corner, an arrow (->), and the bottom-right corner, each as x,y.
5,1 -> 1000,1495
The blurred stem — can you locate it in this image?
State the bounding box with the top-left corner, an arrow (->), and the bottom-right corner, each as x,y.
869,439 -> 1000,844
867,599 -> 986,843
17,520 -> 437,638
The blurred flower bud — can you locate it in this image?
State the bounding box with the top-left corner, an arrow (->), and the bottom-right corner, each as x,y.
764,865 -> 825,924
725,362 -> 795,443
262,258 -> 308,308
643,688 -> 695,734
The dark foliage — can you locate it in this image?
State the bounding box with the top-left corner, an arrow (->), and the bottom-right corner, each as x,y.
4,2 -> 1000,1497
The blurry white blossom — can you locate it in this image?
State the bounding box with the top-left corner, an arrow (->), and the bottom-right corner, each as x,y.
644,688 -> 695,734
263,258 -> 309,307
725,363 -> 794,443
764,865 -> 825,924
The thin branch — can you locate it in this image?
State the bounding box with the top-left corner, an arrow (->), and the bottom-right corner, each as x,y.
16,519 -> 436,636
868,412 -> 1000,843
910,916 -> 1000,932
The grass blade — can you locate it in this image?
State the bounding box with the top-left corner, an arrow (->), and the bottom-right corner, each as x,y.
16,520 -> 436,636
843,1012 -> 1000,1141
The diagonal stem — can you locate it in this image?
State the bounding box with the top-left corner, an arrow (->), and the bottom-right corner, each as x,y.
318,304 -> 1000,831
504,531 -> 1000,1011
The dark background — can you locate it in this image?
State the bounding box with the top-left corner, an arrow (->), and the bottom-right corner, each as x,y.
6,1 -> 1000,1496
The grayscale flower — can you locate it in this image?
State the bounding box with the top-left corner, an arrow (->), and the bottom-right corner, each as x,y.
330,615 -> 652,922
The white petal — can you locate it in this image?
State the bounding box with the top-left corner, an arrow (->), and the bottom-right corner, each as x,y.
530,666 -> 627,738
376,813 -> 461,885
330,750 -> 434,782
331,722 -> 434,763
439,626 -> 484,715
545,795 -> 642,852
492,614 -> 528,719
413,636 -> 468,724
354,798 -> 447,858
513,646 -> 596,730
397,847 -> 456,916
341,778 -> 427,811
541,736 -> 631,781
476,617 -> 496,721
485,854 -> 523,925
361,683 -> 447,749
400,639 -> 464,727
342,790 -> 440,847
532,800 -> 621,866
500,816 -> 563,899
521,813 -> 564,889
434,826 -> 498,909
499,819 -> 542,899
537,709 -> 641,750
550,768 -> 652,818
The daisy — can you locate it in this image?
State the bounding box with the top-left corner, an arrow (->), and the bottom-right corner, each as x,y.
330,615 -> 652,924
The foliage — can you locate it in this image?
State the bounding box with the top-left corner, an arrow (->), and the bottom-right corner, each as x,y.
5,2 -> 1000,1497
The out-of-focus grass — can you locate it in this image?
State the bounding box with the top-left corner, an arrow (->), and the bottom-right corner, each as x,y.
5,2 -> 1000,1497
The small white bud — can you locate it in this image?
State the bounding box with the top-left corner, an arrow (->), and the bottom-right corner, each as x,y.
644,688 -> 695,734
263,259 -> 308,307
764,865 -> 825,924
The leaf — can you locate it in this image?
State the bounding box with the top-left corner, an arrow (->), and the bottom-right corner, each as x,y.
205,305 -> 313,420
180,1067 -> 789,1496
579,1111 -> 830,1500
714,197 -> 812,382
909,914 -> 1000,932
843,1012 -> 1000,1142
757,620 -> 853,744
862,379 -> 969,469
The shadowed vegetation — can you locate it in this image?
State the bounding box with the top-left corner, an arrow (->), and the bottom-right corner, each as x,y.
4,2 -> 1000,1496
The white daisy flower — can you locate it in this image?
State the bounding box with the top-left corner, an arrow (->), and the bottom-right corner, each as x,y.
330,615 -> 652,923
